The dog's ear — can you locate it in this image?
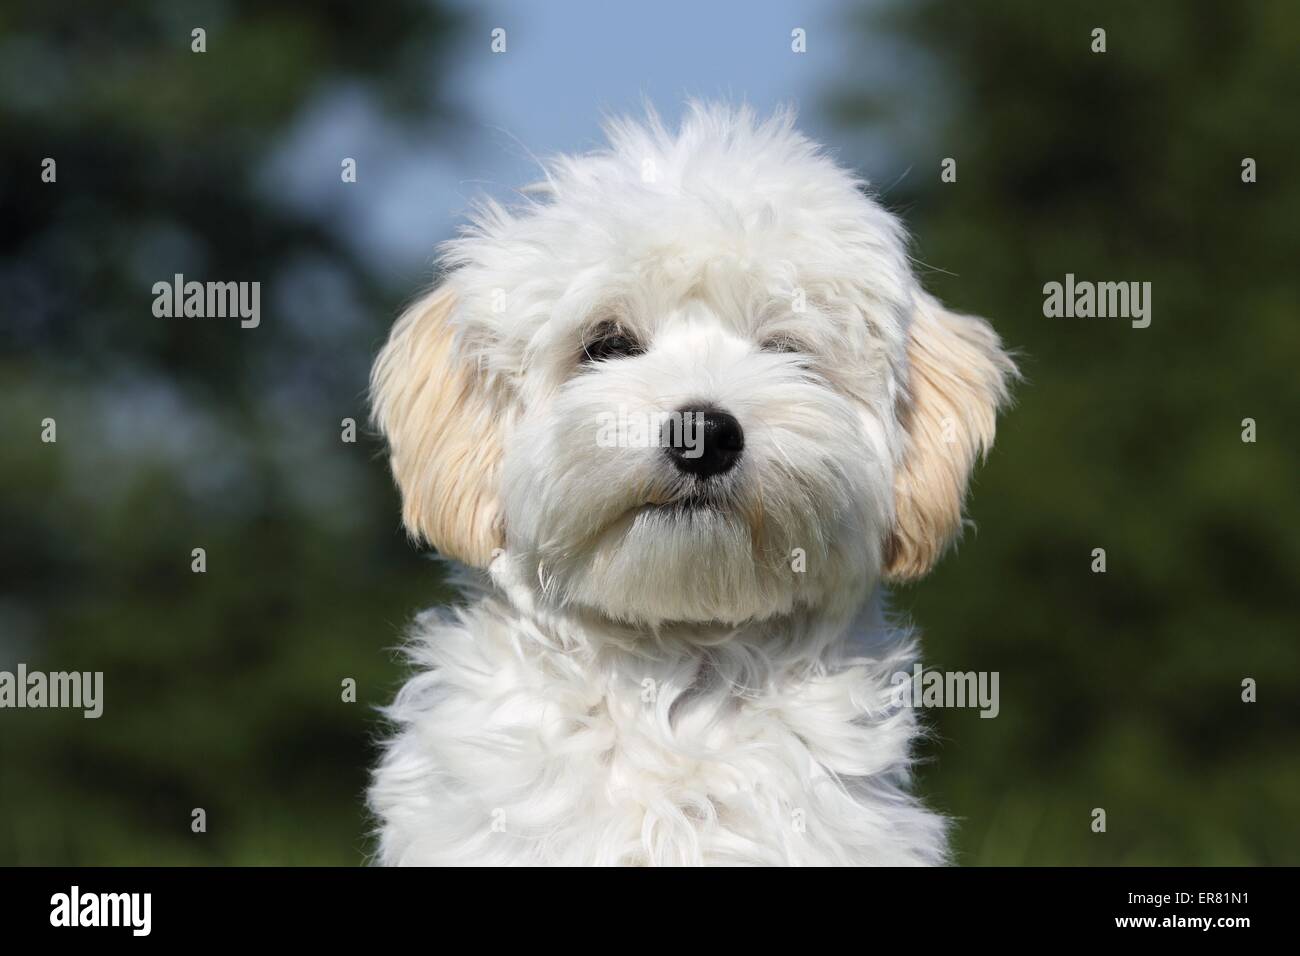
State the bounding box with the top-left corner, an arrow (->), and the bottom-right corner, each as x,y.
883,291 -> 1016,582
370,285 -> 505,567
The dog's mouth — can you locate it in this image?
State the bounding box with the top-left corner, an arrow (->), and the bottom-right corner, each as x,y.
639,502 -> 715,522
596,475 -> 757,538
629,486 -> 771,540
639,482 -> 730,516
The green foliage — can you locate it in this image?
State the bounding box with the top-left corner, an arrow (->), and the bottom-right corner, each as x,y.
831,0 -> 1300,863
0,0 -> 462,864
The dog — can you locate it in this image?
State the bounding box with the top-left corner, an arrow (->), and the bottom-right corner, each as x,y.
367,103 -> 1016,865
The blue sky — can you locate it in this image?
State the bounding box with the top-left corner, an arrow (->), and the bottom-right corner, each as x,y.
266,0 -> 903,285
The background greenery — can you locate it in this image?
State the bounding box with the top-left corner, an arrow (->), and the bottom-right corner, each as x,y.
2,0 -> 1296,864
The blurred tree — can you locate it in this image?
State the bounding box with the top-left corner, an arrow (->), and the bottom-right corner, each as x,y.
829,0 -> 1300,863
0,0 -> 465,863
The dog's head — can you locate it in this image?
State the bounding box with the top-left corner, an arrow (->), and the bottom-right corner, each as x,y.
372,104 -> 1016,626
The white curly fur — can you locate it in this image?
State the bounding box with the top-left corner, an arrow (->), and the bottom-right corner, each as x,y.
368,103 -> 1014,866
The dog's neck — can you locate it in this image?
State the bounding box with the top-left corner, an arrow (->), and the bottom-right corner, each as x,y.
465,553 -> 895,673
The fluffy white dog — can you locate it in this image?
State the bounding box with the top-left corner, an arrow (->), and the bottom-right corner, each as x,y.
368,103 -> 1015,866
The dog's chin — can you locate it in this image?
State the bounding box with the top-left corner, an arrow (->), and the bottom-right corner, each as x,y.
532,495 -> 815,627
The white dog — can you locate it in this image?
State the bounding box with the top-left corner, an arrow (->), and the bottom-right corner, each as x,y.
368,103 -> 1015,865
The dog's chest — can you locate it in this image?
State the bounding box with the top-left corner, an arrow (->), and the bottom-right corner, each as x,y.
370,598 -> 945,865
467,663 -> 839,864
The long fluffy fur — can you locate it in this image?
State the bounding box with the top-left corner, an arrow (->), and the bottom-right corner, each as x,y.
368,103 -> 1014,866
370,564 -> 947,866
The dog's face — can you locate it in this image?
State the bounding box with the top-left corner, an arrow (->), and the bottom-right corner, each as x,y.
373,105 -> 1015,626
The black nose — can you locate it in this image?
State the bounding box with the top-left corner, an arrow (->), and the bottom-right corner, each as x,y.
665,407 -> 744,478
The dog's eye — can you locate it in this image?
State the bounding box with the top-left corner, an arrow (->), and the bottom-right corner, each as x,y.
583,326 -> 644,363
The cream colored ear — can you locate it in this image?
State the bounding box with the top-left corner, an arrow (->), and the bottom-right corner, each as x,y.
370,286 -> 505,567
884,292 -> 1017,582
